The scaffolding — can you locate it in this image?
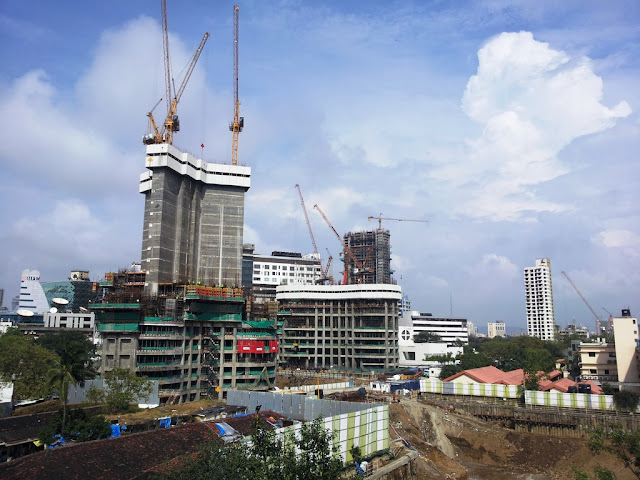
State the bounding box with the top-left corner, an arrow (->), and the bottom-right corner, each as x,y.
343,229 -> 392,285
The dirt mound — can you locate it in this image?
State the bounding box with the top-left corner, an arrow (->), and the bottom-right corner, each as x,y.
388,398 -> 635,480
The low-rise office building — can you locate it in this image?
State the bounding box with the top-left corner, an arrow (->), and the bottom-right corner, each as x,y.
398,311 -> 467,368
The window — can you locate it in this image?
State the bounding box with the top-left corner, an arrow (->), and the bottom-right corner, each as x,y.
604,369 -> 610,375
403,352 -> 416,360
588,352 -> 596,357
590,369 -> 597,374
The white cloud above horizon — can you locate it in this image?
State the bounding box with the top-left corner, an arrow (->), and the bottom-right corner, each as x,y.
0,1 -> 638,332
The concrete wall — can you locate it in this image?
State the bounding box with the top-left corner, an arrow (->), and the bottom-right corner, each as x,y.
228,390 -> 389,462
227,389 -> 380,421
67,379 -> 160,408
613,315 -> 640,384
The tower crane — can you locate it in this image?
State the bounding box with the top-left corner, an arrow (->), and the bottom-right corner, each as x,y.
313,204 -> 369,284
295,184 -> 318,258
229,5 -> 244,165
295,184 -> 331,283
143,0 -> 209,146
368,213 -> 428,230
323,248 -> 333,280
561,271 -> 608,335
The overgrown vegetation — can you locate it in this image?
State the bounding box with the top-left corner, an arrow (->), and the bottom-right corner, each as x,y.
0,328 -> 60,400
413,331 -> 442,343
438,335 -> 564,382
87,367 -> 152,413
37,408 -> 111,445
160,417 -> 348,480
42,331 -> 96,434
572,424 -> 640,479
612,390 -> 640,412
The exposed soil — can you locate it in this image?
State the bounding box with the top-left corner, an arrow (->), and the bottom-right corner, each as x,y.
389,397 -> 636,480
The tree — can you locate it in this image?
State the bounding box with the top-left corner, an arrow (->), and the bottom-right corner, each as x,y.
413,332 -> 442,343
36,331 -> 96,373
45,334 -> 94,435
439,364 -> 461,380
87,367 -> 152,413
612,390 -> 640,413
573,424 -> 640,479
0,328 -> 60,400
458,352 -> 492,370
161,417 -> 346,480
524,371 -> 547,391
38,408 -> 111,445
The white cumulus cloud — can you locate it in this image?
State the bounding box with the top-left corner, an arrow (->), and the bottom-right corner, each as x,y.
440,31 -> 632,221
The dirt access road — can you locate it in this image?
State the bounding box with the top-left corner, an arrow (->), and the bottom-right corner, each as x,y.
389,397 -> 635,480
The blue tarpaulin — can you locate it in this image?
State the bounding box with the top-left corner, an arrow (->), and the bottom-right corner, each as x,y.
110,424 -> 121,437
158,417 -> 171,428
215,423 -> 226,435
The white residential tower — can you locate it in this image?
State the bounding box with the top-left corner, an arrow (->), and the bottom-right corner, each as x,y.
524,258 -> 556,341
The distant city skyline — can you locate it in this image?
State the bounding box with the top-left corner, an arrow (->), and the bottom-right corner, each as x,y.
1,1 -> 638,330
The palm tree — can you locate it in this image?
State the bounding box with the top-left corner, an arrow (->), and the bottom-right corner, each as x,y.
46,338 -> 92,437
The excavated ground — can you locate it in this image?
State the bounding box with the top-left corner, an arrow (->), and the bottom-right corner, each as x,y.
389,397 -> 636,480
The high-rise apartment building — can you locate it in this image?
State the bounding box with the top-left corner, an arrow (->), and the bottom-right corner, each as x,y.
140,144 -> 251,294
343,229 -> 392,285
524,258 -> 556,341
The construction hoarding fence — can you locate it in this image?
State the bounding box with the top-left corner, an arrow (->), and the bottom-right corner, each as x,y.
227,390 -> 389,462
526,390 -> 640,412
420,379 -> 521,398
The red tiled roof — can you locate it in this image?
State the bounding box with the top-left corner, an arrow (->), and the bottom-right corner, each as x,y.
0,410 -> 289,480
0,422 -> 215,480
579,380 -> 603,395
444,367 -> 565,387
443,366 -> 524,385
538,378 -> 603,394
539,377 -> 575,392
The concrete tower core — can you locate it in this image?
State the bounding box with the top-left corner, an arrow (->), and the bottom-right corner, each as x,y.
139,144 -> 251,294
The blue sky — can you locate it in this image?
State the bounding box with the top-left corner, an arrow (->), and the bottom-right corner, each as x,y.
1,0 -> 638,333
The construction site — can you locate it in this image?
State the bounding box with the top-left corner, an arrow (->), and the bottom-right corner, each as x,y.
92,271 -> 278,403
87,0 -> 427,403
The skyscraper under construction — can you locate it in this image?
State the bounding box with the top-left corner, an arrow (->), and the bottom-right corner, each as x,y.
343,228 -> 393,285
139,144 -> 251,294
